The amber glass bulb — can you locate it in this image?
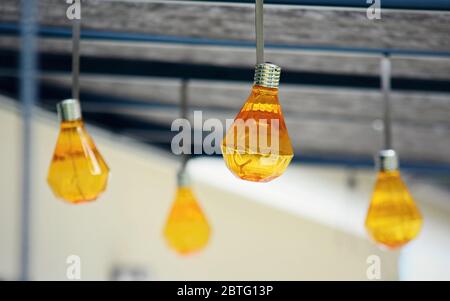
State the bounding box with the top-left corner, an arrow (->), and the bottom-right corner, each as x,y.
365,170 -> 423,249
221,84 -> 294,182
163,185 -> 211,255
47,119 -> 109,204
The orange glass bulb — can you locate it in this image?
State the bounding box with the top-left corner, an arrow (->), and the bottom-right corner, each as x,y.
221,84 -> 293,182
163,184 -> 211,255
47,118 -> 109,204
365,170 -> 423,249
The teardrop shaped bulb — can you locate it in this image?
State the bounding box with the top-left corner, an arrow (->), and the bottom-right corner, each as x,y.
164,173 -> 210,255
221,63 -> 293,182
47,99 -> 109,204
365,167 -> 423,249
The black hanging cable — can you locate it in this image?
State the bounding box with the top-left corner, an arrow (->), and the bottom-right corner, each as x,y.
381,54 -> 392,150
180,79 -> 190,173
72,18 -> 81,100
255,0 -> 264,64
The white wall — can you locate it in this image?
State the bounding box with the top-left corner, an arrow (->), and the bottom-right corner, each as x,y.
0,97 -> 449,280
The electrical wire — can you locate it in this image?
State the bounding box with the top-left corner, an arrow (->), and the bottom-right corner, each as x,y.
381,54 -> 392,150
72,19 -> 81,100
180,79 -> 190,172
255,0 -> 264,64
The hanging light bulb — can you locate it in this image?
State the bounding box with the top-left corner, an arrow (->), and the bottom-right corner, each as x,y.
163,170 -> 211,255
47,99 -> 110,204
365,150 -> 423,249
221,63 -> 294,182
221,1 -> 293,182
365,55 -> 423,249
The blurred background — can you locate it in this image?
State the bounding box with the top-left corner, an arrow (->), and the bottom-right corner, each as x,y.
0,0 -> 449,280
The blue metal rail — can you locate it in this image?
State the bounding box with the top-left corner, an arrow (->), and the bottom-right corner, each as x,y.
176,0 -> 450,11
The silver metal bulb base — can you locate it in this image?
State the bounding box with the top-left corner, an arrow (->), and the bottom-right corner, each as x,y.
376,149 -> 399,172
254,63 -> 281,89
57,99 -> 82,122
177,169 -> 191,187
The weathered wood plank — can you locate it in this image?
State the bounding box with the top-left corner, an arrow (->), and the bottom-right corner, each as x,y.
38,75 -> 450,164
94,107 -> 450,164
1,36 -> 450,80
41,75 -> 450,126
1,0 -> 450,52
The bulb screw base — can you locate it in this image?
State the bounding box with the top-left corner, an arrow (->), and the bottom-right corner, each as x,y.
377,149 -> 399,172
254,63 -> 281,89
57,99 -> 82,122
177,169 -> 191,187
